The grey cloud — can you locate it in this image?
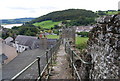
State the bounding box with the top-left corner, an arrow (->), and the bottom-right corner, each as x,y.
8,6 -> 58,10
7,6 -> 59,13
39,6 -> 58,10
8,7 -> 37,10
118,1 -> 120,10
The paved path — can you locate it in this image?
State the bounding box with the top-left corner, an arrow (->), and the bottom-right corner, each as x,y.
50,44 -> 72,79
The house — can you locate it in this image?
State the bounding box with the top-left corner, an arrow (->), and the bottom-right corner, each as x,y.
76,26 -> 93,32
14,35 -> 38,53
2,36 -> 57,79
14,35 -> 57,53
0,39 -> 18,64
4,37 -> 14,46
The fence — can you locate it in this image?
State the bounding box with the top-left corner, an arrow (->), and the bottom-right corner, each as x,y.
11,38 -> 62,81
65,41 -> 92,81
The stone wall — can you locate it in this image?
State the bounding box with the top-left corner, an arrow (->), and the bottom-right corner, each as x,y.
61,26 -> 76,44
87,14 -> 120,79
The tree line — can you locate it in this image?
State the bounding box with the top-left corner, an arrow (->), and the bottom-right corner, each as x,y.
28,9 -> 97,26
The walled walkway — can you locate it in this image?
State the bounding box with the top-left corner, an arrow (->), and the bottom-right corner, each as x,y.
50,44 -> 72,79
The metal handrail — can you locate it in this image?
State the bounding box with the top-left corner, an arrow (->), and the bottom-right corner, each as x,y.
11,59 -> 38,80
72,51 -> 92,64
69,56 -> 81,80
65,42 -> 92,64
37,56 -> 52,80
11,53 -> 45,80
11,38 -> 62,80
65,41 -> 92,80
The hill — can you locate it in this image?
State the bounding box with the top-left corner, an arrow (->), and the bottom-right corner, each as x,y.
1,18 -> 35,24
28,9 -> 97,26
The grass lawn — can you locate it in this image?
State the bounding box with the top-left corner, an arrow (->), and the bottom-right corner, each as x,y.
76,37 -> 89,45
46,35 -> 59,39
75,37 -> 89,49
33,20 -> 61,29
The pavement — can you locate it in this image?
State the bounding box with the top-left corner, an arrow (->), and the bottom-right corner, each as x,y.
50,44 -> 72,79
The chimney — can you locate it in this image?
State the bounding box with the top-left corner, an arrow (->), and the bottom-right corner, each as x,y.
39,33 -> 48,49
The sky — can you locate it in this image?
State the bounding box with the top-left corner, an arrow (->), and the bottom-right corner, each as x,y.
0,0 -> 120,19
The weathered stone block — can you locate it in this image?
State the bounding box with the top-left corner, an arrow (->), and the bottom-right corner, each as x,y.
88,14 -> 120,79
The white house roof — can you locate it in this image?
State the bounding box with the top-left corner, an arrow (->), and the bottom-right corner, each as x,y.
4,37 -> 13,43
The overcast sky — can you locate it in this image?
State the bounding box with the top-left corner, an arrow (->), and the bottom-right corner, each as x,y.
0,0 -> 120,19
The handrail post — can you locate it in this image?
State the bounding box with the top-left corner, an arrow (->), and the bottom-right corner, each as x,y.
37,56 -> 41,80
65,42 -> 67,53
46,50 -> 49,76
51,48 -> 53,67
71,50 -> 74,77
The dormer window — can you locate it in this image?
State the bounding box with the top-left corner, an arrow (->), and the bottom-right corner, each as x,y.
0,53 -> 8,64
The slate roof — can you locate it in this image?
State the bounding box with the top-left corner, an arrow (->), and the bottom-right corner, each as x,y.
15,35 -> 38,47
2,48 -> 46,79
31,39 -> 41,49
15,35 -> 57,49
2,35 -> 58,79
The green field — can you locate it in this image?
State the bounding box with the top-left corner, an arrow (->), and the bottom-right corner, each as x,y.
46,35 -> 88,49
33,20 -> 61,29
46,35 -> 59,39
46,35 -> 88,44
106,11 -> 119,15
96,11 -> 120,16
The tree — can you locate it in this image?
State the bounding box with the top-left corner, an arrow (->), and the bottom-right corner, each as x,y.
54,25 -> 59,29
97,11 -> 106,16
18,27 -> 38,36
77,32 -> 89,37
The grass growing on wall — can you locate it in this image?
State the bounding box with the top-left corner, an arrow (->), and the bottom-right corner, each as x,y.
76,37 -> 89,50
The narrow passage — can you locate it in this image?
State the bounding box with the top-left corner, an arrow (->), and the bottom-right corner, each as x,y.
50,44 -> 72,79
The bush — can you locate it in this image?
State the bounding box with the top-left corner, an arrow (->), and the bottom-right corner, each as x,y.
76,42 -> 87,50
77,32 -> 89,37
